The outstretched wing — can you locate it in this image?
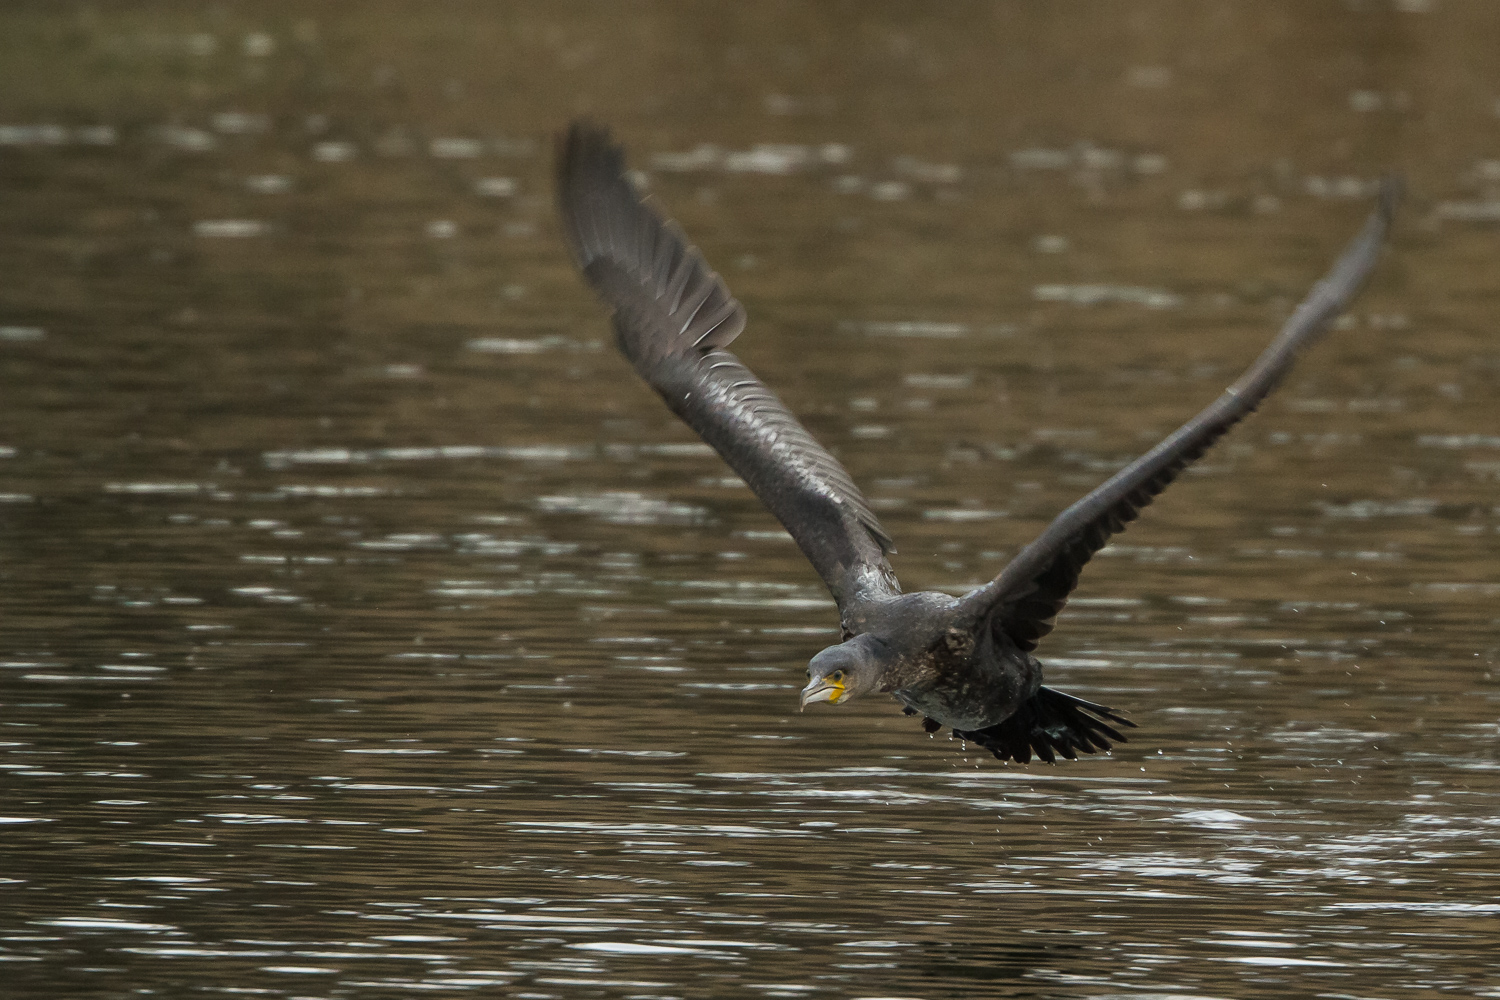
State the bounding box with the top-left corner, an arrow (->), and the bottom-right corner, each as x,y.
556,122 -> 899,610
958,179 -> 1399,650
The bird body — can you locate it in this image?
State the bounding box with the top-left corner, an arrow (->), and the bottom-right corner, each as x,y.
807,590 -> 1031,731
556,121 -> 1396,764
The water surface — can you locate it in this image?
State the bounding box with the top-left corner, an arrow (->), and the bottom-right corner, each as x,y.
3,4 -> 1499,997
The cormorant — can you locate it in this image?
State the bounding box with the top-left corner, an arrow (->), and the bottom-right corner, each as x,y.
556,122 -> 1397,764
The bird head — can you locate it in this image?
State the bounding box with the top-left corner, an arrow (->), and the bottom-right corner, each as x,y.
800,633 -> 887,710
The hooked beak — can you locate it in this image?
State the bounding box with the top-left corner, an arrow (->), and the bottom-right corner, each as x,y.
799,674 -> 845,711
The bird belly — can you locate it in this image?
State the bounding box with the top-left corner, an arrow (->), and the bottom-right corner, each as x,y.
894,683 -> 1017,731
893,638 -> 1041,731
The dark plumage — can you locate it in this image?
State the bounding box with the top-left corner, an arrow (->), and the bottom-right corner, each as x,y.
556,121 -> 1397,764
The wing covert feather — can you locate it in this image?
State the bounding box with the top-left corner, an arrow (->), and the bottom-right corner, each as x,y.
556,122 -> 898,609
960,179 -> 1399,649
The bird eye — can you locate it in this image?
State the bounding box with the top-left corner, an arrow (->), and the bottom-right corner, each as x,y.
832,670 -> 844,682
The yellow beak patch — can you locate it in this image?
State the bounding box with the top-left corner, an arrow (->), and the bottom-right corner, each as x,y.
799,673 -> 846,710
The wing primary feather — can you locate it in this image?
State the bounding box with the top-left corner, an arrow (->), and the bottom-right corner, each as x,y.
557,121 -> 900,609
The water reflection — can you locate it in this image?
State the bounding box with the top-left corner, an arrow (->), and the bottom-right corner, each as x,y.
4,2 -> 1500,998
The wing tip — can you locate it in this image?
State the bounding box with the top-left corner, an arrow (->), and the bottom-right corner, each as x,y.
555,119 -> 631,250
556,119 -> 617,174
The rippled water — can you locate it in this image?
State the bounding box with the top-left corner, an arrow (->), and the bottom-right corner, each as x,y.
4,4 -> 1499,998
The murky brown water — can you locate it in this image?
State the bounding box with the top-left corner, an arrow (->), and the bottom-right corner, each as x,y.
4,3 -> 1499,997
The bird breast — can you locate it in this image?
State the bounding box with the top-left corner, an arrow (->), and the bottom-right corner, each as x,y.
892,625 -> 1041,731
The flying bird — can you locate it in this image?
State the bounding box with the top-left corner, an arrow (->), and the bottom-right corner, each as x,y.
556,121 -> 1396,764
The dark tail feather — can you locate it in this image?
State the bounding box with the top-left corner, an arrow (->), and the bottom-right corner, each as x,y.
950,687 -> 1136,765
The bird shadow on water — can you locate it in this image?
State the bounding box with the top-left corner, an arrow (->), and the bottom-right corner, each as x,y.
898,936 -> 1088,997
